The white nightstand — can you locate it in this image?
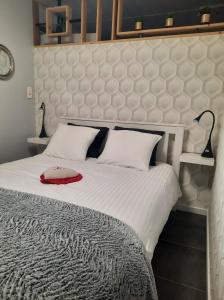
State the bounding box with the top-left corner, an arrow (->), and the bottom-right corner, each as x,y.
180,152 -> 215,167
27,137 -> 50,145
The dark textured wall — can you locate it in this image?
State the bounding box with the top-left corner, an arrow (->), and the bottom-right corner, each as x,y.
121,0 -> 224,30
44,0 -> 224,39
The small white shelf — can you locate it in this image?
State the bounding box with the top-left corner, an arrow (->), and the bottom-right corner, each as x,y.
180,152 -> 215,167
27,137 -> 49,145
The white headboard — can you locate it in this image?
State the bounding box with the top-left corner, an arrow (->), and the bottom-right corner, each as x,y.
60,117 -> 185,176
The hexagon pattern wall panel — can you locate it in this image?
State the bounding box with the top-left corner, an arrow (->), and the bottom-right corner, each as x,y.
34,34 -> 224,210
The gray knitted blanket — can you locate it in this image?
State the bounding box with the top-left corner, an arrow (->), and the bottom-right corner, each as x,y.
0,188 -> 157,300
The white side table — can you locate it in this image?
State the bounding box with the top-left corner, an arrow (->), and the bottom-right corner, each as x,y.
27,137 -> 50,145
180,152 -> 215,167
27,137 -> 50,155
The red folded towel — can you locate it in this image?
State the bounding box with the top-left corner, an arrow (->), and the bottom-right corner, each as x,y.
40,167 -> 83,185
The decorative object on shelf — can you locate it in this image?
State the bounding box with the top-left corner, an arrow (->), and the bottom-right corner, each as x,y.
0,44 -> 15,81
39,102 -> 48,138
56,14 -> 66,33
193,110 -> 215,158
116,22 -> 224,39
135,18 -> 143,31
33,0 -> 103,46
165,14 -> 174,27
134,18 -> 143,38
199,6 -> 211,24
46,5 -> 72,37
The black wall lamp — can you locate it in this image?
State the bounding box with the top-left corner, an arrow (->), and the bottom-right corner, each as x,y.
39,102 -> 48,138
193,110 -> 215,158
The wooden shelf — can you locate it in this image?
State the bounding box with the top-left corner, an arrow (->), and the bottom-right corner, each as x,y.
34,31 -> 224,48
117,22 -> 224,38
180,153 -> 215,167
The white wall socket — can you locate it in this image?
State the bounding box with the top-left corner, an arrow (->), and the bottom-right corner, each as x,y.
26,86 -> 33,99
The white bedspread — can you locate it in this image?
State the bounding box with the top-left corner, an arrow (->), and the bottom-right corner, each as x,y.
0,154 -> 181,258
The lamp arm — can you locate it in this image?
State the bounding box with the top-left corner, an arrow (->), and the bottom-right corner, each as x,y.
39,102 -> 47,138
195,109 -> 215,158
42,104 -> 45,127
197,110 -> 215,138
209,112 -> 215,140
203,110 -> 215,140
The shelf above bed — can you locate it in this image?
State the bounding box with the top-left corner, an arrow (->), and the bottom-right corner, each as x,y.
116,22 -> 224,38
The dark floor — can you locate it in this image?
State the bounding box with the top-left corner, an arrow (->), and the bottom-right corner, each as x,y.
152,211 -> 207,300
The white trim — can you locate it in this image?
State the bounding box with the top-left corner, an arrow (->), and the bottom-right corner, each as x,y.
207,209 -> 211,300
60,117 -> 185,177
60,116 -> 185,128
175,204 -> 207,216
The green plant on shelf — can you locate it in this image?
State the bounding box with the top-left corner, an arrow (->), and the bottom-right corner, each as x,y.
167,12 -> 175,19
199,6 -> 211,15
135,17 -> 144,23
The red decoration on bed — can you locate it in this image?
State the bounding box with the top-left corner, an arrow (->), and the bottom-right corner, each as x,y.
40,174 -> 83,185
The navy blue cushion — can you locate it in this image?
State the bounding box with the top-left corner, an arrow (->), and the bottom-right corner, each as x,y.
68,123 -> 109,158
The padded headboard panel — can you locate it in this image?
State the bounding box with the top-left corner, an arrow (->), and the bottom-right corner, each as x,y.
34,33 -> 224,212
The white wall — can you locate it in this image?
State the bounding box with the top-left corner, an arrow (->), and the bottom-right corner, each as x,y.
210,117 -> 224,300
0,0 -> 35,163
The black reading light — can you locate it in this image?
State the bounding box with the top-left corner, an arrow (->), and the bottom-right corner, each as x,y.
193,110 -> 215,158
39,102 -> 48,138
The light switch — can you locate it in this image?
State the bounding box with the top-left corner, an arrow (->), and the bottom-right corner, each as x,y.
27,86 -> 33,99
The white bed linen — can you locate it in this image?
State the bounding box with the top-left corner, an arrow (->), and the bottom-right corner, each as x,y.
0,154 -> 181,259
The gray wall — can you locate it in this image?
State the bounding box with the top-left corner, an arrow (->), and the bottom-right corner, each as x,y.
0,0 -> 35,163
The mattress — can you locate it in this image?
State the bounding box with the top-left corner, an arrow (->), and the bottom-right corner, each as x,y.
0,154 -> 181,258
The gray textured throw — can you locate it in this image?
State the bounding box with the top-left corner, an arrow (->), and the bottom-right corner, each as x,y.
0,188 -> 157,300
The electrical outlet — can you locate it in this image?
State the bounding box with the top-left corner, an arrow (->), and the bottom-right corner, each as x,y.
27,86 -> 33,99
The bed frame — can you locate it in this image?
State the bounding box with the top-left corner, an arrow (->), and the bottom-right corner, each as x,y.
60,117 -> 185,177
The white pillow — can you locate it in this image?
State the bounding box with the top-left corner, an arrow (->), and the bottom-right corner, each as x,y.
44,123 -> 99,161
98,129 -> 162,171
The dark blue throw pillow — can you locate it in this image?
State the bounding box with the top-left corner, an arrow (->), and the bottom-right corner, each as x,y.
68,123 -> 109,158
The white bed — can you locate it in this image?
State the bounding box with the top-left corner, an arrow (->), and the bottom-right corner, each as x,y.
0,153 -> 181,259
0,119 -> 184,261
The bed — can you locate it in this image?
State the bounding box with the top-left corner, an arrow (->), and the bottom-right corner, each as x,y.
0,119 -> 184,300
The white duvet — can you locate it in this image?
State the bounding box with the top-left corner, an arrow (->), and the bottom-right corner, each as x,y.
0,154 -> 181,259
